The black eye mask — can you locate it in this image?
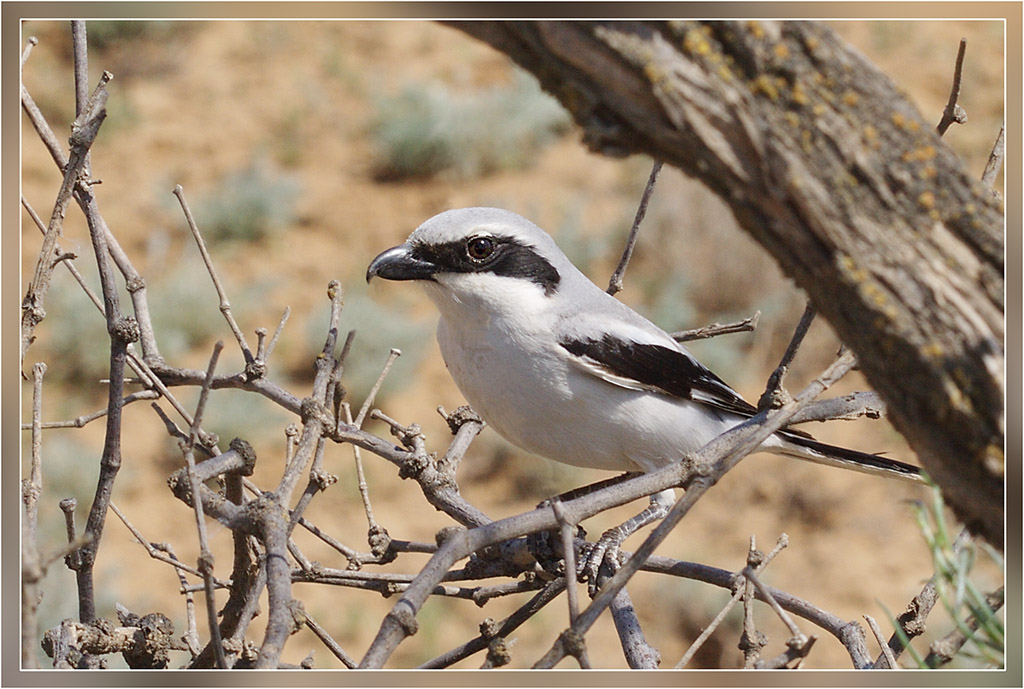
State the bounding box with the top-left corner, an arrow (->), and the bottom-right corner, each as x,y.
411,235 -> 561,296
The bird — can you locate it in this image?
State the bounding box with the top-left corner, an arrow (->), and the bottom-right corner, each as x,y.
366,207 -> 923,586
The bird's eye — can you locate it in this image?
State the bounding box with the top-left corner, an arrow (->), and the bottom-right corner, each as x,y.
466,236 -> 495,261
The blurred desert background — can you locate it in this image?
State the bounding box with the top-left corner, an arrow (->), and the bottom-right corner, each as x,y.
20,19 -> 1004,670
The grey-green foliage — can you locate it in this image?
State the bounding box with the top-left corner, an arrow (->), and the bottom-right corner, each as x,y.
146,253 -> 231,360
193,158 -> 301,243
371,70 -> 571,180
85,20 -> 179,51
31,267 -> 113,389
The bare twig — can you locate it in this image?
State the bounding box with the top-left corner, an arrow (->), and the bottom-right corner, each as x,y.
21,362 -> 47,668
350,409 -> 492,529
607,159 -> 663,296
22,38 -> 161,363
419,579 -> 567,669
173,185 -> 254,365
20,71 -> 110,367
21,390 -> 161,430
356,348 -> 401,427
672,311 -> 760,342
865,614 -> 899,669
25,192 -> 170,395
787,390 -> 886,425
24,363 -> 47,533
758,301 -> 816,411
743,564 -> 817,669
264,306 -> 291,361
755,635 -> 817,669
740,565 -> 762,668
675,533 -> 789,668
303,610 -> 357,668
936,38 -> 968,136
182,343 -> 228,668
109,502 -> 230,586
21,85 -> 67,168
151,542 -> 202,658
73,64 -> 133,627
21,35 -> 38,68
874,529 -> 972,668
550,500 -> 581,625
275,282 -> 345,504
189,563 -> 266,669
71,21 -> 89,115
250,496 -> 296,669
343,403 -> 387,559
189,342 -> 222,441
742,566 -> 803,639
739,537 -> 770,668
20,195 -> 103,310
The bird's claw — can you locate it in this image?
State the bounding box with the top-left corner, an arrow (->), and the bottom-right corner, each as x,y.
579,532 -> 626,596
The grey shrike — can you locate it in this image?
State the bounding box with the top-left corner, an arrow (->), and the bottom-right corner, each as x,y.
367,207 -> 922,580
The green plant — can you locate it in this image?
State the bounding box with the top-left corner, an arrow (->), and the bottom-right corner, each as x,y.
371,70 -> 571,181
84,21 -> 180,52
30,269 -> 114,390
888,484 -> 1005,668
193,158 -> 301,243
146,253 -> 231,359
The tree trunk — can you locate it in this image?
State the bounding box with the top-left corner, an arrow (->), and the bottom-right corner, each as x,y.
448,21 -> 1004,546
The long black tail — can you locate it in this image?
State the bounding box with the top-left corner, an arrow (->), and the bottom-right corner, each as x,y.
772,430 -> 924,483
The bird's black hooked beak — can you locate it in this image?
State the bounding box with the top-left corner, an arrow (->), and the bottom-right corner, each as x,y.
366,244 -> 438,283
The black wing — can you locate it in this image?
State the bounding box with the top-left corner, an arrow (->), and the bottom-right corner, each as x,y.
560,333 -> 759,418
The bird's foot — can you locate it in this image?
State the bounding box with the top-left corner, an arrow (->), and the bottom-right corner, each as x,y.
579,526 -> 629,597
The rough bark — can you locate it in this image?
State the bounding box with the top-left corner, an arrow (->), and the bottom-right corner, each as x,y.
448,20 -> 1004,545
